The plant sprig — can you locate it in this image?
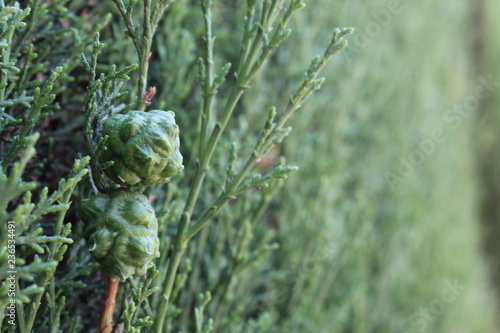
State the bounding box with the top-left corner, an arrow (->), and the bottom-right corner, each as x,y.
122,264 -> 160,333
81,33 -> 138,193
111,0 -> 176,110
0,133 -> 90,332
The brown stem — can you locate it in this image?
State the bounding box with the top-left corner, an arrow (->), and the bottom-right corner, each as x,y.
98,276 -> 120,333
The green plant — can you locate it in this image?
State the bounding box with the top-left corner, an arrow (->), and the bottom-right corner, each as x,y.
0,133 -> 89,332
0,1 -> 106,331
1,1 -> 499,333
73,0 -> 353,331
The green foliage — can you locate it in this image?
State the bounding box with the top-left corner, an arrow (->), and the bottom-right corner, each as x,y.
0,0 -> 498,333
0,134 -> 89,332
122,264 -> 159,332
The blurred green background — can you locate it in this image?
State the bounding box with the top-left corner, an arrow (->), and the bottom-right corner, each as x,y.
228,0 -> 500,331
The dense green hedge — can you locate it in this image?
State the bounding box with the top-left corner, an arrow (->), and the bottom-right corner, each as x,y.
0,1 -> 498,332
252,1 -> 498,332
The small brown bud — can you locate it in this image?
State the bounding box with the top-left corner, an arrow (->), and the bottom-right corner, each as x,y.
143,86 -> 156,106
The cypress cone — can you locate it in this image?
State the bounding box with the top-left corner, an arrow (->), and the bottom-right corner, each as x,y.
81,190 -> 160,280
101,110 -> 184,188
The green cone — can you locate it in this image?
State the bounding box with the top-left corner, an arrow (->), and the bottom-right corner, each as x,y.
81,190 -> 160,280
101,110 -> 184,188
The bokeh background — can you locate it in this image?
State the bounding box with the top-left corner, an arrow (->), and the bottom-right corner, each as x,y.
275,0 -> 500,331
235,0 -> 500,331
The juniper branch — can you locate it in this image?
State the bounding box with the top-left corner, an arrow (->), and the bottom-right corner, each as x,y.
111,0 -> 176,110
